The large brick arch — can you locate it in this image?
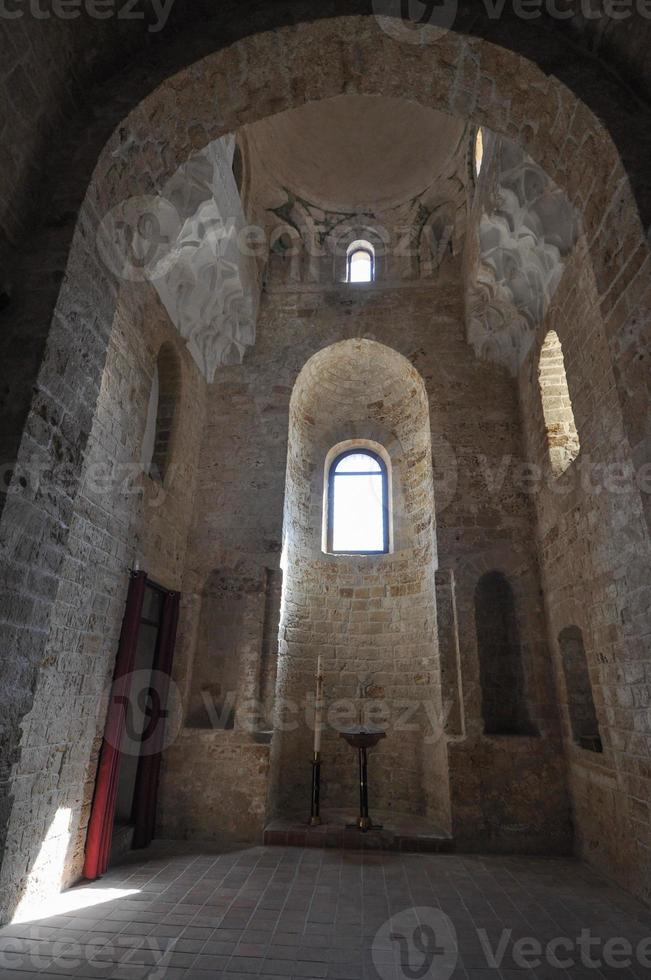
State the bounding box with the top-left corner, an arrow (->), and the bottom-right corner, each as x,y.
0,13 -> 649,917
8,16 -> 647,515
2,8 -> 651,486
3,15 -> 648,478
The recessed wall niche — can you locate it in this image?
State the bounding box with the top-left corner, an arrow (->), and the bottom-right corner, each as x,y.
270,338 -> 451,830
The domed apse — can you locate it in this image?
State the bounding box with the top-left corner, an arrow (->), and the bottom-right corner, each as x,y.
244,95 -> 466,213
270,339 -> 451,832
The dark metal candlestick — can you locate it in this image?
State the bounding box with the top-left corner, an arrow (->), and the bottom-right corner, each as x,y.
309,753 -> 322,826
341,726 -> 386,832
357,745 -> 371,831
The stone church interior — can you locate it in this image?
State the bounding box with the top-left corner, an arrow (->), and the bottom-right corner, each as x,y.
0,3 -> 650,977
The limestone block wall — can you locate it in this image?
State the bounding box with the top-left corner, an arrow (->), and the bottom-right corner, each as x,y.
0,282 -> 206,923
518,240 -> 651,903
158,731 -> 270,846
271,338 -> 446,826
161,266 -> 568,850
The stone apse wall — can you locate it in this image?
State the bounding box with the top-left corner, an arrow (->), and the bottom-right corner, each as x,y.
0,280 -> 206,922
272,340 -> 445,827
158,261 -> 569,855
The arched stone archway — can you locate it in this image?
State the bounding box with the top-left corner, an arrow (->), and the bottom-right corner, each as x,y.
2,16 -> 647,513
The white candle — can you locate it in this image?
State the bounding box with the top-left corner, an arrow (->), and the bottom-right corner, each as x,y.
314,655 -> 324,754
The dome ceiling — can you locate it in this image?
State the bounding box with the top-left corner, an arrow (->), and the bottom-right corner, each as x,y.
244,95 -> 467,213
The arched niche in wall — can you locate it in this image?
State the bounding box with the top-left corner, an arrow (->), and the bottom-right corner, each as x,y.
232,140 -> 244,197
558,626 -> 602,753
475,571 -> 537,736
185,566 -> 282,734
538,329 -> 580,476
142,343 -> 181,483
272,338 -> 451,831
267,223 -> 303,284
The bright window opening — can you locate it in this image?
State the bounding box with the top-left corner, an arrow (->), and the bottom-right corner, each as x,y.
346,241 -> 375,283
327,450 -> 388,554
538,329 -> 580,476
474,127 -> 484,177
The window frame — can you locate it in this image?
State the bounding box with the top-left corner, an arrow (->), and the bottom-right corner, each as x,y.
346,243 -> 375,284
326,448 -> 389,555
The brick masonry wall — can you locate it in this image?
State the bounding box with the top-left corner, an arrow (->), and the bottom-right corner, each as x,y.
518,238 -> 651,903
0,281 -> 205,922
160,267 -> 568,853
158,731 -> 270,846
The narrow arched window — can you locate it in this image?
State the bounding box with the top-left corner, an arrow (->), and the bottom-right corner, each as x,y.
558,626 -> 602,752
474,127 -> 484,177
538,330 -> 579,476
232,141 -> 244,195
142,343 -> 180,483
475,571 -> 536,736
327,450 -> 388,554
141,362 -> 159,477
346,241 -> 375,283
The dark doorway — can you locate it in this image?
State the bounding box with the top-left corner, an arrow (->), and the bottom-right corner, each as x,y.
84,572 -> 180,880
558,625 -> 602,752
112,582 -> 165,850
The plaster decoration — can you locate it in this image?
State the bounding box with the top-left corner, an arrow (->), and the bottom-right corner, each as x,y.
467,139 -> 579,374
151,136 -> 260,381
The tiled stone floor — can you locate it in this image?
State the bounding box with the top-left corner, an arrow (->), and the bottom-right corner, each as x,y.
0,843 -> 650,980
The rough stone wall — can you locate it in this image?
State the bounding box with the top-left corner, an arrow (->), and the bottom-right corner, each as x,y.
158,731 -> 270,846
160,263 -> 567,851
518,239 -> 651,903
0,282 -> 205,923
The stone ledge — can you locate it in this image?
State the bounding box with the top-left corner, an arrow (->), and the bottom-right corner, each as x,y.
264,814 -> 454,854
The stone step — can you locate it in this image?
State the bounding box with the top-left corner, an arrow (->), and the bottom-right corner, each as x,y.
263,813 -> 455,853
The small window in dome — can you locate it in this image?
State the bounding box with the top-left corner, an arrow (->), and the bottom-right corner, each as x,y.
346,241 -> 375,283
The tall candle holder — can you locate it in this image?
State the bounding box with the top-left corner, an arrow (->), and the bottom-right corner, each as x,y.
309,655 -> 324,826
309,751 -> 322,826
